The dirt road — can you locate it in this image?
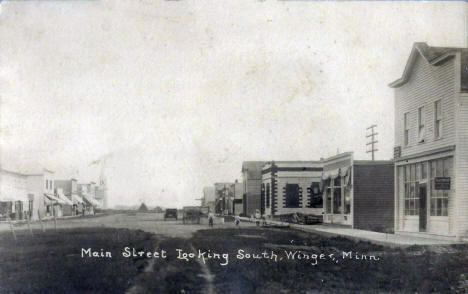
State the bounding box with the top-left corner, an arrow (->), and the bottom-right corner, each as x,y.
0,212 -> 255,238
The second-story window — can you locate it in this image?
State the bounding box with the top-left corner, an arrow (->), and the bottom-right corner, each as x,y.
404,112 -> 410,146
418,106 -> 425,143
434,100 -> 442,139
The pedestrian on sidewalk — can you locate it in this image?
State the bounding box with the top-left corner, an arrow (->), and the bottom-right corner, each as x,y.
235,215 -> 240,227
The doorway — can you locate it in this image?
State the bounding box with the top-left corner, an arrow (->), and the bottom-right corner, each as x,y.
419,184 -> 427,232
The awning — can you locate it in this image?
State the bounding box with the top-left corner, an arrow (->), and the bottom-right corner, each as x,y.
57,192 -> 73,205
44,193 -> 67,205
82,194 -> 100,207
322,166 -> 351,181
72,194 -> 84,205
0,186 -> 30,202
322,168 -> 340,180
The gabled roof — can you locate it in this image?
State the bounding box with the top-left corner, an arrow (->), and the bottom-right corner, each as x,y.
389,42 -> 463,88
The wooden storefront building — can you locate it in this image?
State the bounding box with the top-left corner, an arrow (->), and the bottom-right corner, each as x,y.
322,152 -> 394,232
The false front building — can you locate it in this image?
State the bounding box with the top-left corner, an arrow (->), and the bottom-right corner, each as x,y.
262,161 -> 323,217
322,152 -> 394,232
390,43 -> 468,238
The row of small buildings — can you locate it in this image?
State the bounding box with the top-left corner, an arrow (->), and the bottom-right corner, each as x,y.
0,167 -> 107,221
203,42 -> 468,239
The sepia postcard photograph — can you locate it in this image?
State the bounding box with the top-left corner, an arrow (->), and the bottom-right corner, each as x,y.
1,0 -> 468,293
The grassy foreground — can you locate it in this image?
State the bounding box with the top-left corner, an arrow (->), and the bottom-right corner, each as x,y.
0,228 -> 156,294
1,226 -> 468,293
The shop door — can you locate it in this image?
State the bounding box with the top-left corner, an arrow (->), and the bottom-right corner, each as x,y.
419,185 -> 427,232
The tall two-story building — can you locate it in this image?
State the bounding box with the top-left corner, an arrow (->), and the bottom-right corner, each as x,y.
241,161 -> 265,216
390,42 -> 468,238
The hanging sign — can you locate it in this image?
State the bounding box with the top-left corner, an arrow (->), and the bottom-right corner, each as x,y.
434,177 -> 450,190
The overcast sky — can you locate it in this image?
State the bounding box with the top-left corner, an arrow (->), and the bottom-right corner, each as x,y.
0,1 -> 466,208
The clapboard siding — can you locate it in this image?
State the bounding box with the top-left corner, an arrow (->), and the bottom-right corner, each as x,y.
353,164 -> 395,232
395,55 -> 457,157
455,93 -> 468,236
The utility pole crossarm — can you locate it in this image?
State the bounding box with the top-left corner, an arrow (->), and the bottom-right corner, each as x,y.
366,125 -> 378,161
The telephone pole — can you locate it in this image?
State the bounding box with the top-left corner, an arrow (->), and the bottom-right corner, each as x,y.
366,125 -> 378,161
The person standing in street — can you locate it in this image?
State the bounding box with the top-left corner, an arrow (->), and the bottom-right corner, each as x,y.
208,212 -> 214,227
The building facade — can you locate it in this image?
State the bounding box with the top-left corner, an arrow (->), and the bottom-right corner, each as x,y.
202,186 -> 216,213
241,161 -> 265,217
214,182 -> 241,215
390,43 -> 468,238
77,182 -> 100,215
322,153 -> 394,232
54,178 -> 81,216
0,168 -> 56,220
0,169 -> 31,220
262,161 -> 323,217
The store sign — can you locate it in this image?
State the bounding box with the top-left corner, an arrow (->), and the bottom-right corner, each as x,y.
434,177 -> 451,190
394,146 -> 401,159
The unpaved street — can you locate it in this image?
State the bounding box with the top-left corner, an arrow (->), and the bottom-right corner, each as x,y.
0,212 -> 255,238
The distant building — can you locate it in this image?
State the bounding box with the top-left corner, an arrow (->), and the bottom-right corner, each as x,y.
390,43 -> 468,238
233,180 -> 243,215
322,152 -> 394,232
77,182 -> 100,215
0,167 -> 55,221
54,178 -> 81,216
0,169 -> 31,221
241,161 -> 266,217
262,161 -> 323,217
214,182 -> 237,215
202,186 -> 215,212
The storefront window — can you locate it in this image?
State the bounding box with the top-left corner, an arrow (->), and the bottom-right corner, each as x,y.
421,162 -> 427,179
324,180 -> 332,213
333,177 -> 342,214
309,182 -> 322,208
404,164 -> 419,216
430,157 -> 451,216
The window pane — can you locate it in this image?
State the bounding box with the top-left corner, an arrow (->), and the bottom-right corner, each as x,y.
411,165 -> 416,181
436,100 -> 442,119
436,160 -> 443,177
444,158 -> 453,177
442,198 -> 448,216
406,166 -> 411,182
431,161 -> 436,179
430,198 -> 436,216
437,198 -> 442,216
421,162 -> 427,179
334,176 -> 341,186
333,188 -> 342,214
